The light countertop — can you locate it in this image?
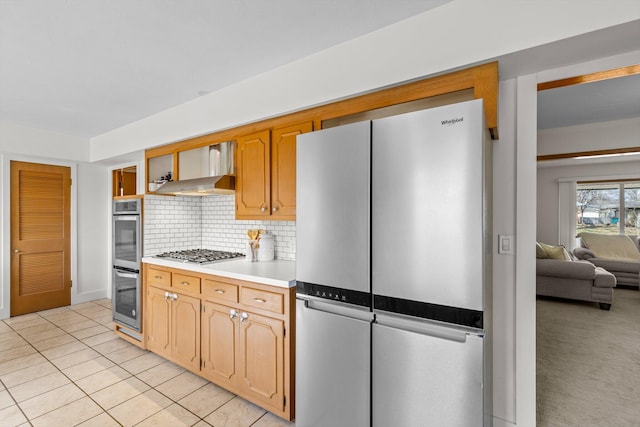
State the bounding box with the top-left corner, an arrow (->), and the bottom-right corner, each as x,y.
142,257 -> 296,288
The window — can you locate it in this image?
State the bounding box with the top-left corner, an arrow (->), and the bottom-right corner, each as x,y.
576,181 -> 640,236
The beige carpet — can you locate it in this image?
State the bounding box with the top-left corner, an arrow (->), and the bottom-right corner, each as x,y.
537,288 -> 640,426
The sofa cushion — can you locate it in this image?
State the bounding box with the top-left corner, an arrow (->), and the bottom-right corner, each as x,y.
578,232 -> 640,262
536,258 -> 595,280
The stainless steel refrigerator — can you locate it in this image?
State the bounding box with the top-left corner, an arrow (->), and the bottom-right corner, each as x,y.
296,99 -> 492,427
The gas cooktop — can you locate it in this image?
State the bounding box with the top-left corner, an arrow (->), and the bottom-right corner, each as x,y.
155,249 -> 245,264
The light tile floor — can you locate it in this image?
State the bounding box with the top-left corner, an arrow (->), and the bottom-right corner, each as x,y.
0,299 -> 295,427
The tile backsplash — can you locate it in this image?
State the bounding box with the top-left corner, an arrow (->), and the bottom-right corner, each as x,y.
143,194 -> 296,260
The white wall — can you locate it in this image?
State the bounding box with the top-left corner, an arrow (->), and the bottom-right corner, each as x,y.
537,160 -> 640,245
76,162 -> 110,303
492,79 -> 517,424
538,117 -> 640,157
1,120 -> 89,162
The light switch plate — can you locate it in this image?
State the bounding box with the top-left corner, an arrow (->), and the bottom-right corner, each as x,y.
498,234 -> 513,255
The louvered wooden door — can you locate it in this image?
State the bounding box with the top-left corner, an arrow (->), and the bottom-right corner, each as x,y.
10,161 -> 71,316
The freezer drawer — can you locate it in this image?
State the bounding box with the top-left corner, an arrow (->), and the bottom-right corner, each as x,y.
372,315 -> 485,427
296,297 -> 371,427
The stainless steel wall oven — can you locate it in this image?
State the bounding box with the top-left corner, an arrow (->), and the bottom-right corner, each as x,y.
112,198 -> 142,332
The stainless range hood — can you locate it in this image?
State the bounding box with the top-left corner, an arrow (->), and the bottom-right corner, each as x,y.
156,141 -> 235,196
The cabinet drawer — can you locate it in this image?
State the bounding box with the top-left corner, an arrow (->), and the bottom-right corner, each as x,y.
172,273 -> 201,295
202,279 -> 238,303
148,268 -> 171,287
241,287 -> 284,314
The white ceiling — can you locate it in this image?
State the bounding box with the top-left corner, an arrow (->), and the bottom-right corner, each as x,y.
0,0 -> 450,138
537,72 -> 640,129
0,1 -> 638,139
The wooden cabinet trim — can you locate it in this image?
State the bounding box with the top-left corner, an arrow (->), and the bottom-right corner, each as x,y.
146,61 -> 498,160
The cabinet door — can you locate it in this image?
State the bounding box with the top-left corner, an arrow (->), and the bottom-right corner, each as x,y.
238,311 -> 285,412
201,301 -> 238,389
146,286 -> 171,357
171,292 -> 201,371
236,130 -> 271,217
271,122 -> 312,219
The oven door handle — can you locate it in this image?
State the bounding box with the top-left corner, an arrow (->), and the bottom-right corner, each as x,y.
114,270 -> 139,279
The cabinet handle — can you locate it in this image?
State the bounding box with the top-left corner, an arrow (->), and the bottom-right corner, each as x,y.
240,312 -> 249,322
253,298 -> 267,303
164,291 -> 170,301
261,206 -> 267,212
172,293 -> 178,300
155,275 -> 163,280
180,281 -> 189,286
215,289 -> 225,294
230,309 -> 238,319
272,207 -> 278,212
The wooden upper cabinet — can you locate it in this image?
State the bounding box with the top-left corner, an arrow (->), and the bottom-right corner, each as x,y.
236,130 -> 271,217
271,122 -> 312,219
236,122 -> 313,221
112,169 -> 137,197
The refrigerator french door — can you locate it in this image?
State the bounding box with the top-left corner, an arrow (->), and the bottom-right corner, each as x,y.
371,100 -> 492,427
296,121 -> 372,427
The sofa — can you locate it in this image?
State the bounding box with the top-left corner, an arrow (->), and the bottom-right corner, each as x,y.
573,232 -> 640,288
536,242 -> 616,310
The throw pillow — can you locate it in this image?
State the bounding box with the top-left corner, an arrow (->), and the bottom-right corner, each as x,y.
536,242 -> 547,259
539,242 -> 572,261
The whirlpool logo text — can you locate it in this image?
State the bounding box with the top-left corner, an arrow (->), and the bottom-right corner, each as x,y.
441,117 -> 464,126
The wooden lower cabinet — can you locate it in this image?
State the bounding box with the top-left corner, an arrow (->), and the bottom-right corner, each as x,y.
144,263 -> 294,421
171,292 -> 201,372
238,310 -> 285,412
146,286 -> 171,355
146,285 -> 201,372
201,301 -> 237,390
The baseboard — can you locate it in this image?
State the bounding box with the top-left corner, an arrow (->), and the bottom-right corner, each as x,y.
72,289 -> 108,305
493,416 -> 518,427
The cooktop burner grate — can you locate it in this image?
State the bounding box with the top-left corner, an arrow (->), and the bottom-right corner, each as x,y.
155,249 -> 245,264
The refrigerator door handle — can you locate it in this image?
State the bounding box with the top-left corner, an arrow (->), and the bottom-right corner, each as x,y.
298,295 -> 373,322
375,312 -> 481,343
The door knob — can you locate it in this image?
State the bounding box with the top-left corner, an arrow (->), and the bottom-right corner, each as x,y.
14,249 -> 20,253
261,206 -> 267,212
272,207 -> 278,212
